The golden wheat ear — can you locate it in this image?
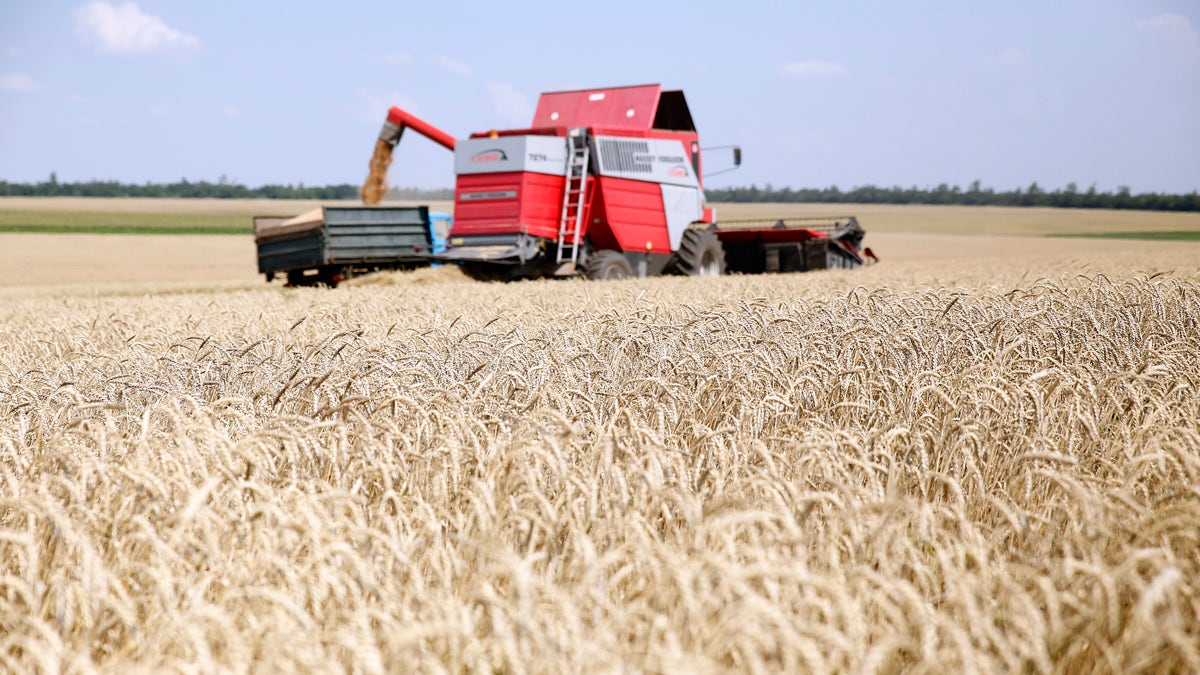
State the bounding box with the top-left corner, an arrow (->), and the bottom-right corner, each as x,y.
1,264 -> 1197,672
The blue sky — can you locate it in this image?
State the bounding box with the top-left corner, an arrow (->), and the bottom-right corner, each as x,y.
1,1 -> 1198,193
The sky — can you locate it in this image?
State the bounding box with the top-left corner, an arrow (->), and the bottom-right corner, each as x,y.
1,1 -> 1198,194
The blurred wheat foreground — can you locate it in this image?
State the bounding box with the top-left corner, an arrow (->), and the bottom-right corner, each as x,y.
1,244 -> 1199,672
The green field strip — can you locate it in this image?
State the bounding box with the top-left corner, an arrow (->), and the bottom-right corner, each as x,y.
0,210 -> 252,235
1047,231 -> 1200,241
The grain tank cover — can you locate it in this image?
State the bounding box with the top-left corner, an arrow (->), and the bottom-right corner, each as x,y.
531,84 -> 695,132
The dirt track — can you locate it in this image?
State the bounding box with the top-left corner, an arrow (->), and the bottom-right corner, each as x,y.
0,233 -> 259,287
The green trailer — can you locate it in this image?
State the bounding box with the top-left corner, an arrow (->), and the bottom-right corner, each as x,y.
254,206 -> 436,287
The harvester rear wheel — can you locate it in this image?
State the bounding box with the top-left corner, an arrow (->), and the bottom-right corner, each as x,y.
584,250 -> 633,280
675,228 -> 725,277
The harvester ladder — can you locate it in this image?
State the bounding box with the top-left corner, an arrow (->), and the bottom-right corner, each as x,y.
556,129 -> 590,265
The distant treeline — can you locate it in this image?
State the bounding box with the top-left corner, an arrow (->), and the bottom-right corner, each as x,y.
0,176 -> 463,201
2,176 -> 1196,212
386,186 -> 455,200
0,176 -> 361,200
706,181 -> 1200,212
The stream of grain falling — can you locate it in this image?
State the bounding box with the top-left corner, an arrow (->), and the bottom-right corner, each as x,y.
360,138 -> 394,205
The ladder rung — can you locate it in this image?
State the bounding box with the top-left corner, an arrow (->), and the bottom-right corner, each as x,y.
557,130 -> 590,265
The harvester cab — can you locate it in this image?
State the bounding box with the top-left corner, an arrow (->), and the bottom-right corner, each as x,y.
444,84 -> 723,279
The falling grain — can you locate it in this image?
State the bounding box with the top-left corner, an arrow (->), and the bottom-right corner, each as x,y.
360,139 -> 394,205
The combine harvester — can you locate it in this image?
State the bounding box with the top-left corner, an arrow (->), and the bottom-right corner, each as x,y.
255,83 -> 874,285
367,83 -> 874,281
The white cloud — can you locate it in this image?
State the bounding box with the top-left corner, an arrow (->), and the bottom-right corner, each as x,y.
147,103 -> 175,119
781,130 -> 836,155
975,48 -> 1041,120
1136,14 -> 1200,66
75,2 -> 202,57
433,54 -> 474,77
357,90 -> 421,124
217,104 -> 241,119
977,47 -> 1034,79
64,93 -> 86,104
383,52 -> 413,68
1005,87 -> 1039,120
485,82 -> 533,125
0,73 -> 38,93
778,60 -> 848,80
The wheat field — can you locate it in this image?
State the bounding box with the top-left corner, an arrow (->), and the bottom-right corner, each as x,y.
2,238 -> 1199,672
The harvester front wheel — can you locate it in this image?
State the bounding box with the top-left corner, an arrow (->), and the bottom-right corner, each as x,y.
584,251 -> 633,280
675,228 -> 725,277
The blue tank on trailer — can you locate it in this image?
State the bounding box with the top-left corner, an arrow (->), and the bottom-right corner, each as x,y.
429,212 -> 452,255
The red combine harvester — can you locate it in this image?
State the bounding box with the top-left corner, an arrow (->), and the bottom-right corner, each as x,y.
373,83 -> 873,280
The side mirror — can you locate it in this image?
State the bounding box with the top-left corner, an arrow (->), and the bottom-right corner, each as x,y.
699,144 -> 742,178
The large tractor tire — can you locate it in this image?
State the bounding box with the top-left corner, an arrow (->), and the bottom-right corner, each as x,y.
584,250 -> 634,280
675,228 -> 725,277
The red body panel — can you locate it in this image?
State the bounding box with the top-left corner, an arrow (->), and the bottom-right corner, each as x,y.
532,85 -> 662,131
452,172 -> 564,239
588,177 -> 671,254
445,85 -> 708,256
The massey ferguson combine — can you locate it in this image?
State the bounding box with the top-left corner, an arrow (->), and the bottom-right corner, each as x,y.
368,83 -> 873,281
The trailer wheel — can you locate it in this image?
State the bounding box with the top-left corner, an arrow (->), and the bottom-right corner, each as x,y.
675,228 -> 725,277
318,266 -> 346,288
584,250 -> 633,280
